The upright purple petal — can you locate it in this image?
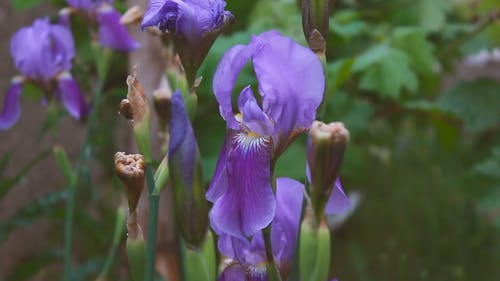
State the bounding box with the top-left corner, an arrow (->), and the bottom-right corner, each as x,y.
272,177 -> 304,263
325,178 -> 351,215
0,79 -> 24,130
209,132 -> 276,238
96,5 -> 140,51
252,32 -> 324,146
237,86 -> 274,136
56,72 -> 88,119
213,43 -> 262,129
142,0 -> 179,31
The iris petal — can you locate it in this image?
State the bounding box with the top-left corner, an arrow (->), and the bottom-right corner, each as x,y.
57,73 -> 88,119
252,31 -> 324,152
96,6 -> 140,51
237,86 -> 274,136
272,177 -> 304,263
0,80 -> 24,130
325,178 -> 351,215
209,132 -> 275,238
213,43 -> 262,130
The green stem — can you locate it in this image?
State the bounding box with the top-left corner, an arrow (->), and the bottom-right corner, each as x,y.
96,206 -> 126,281
263,226 -> 283,281
144,163 -> 159,281
63,53 -> 110,281
263,171 -> 282,281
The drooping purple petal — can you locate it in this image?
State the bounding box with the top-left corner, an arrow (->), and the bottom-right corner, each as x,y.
325,178 -> 351,215
206,129 -> 234,203
272,177 -> 304,263
252,31 -> 324,150
10,18 -> 74,81
209,132 -> 275,238
212,43 -> 262,129
0,79 -> 24,130
56,72 -> 88,119
96,5 -> 140,51
217,263 -> 247,281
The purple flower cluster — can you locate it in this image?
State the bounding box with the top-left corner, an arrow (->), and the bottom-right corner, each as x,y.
0,18 -> 87,129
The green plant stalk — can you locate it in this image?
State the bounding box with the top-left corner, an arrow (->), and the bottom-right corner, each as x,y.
96,206 -> 126,281
317,51 -> 329,119
63,49 -> 110,281
144,163 -> 159,281
263,172 -> 282,281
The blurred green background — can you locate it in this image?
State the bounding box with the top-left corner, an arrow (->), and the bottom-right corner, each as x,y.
1,0 -> 499,280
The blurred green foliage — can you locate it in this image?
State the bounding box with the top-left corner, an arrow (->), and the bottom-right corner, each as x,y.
3,0 -> 500,280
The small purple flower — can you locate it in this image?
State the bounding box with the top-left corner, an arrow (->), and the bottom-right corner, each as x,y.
217,178 -> 304,281
206,31 -> 324,238
63,0 -> 140,51
325,178 -> 351,215
141,0 -> 234,85
0,18 -> 87,130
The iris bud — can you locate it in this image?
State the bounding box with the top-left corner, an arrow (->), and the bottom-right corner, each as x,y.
126,210 -> 146,281
301,0 -> 330,52
307,121 -> 349,223
169,91 -> 208,248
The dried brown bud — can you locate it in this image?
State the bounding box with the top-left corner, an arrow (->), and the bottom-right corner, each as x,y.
126,70 -> 149,123
115,152 -> 146,212
119,99 -> 134,120
120,5 -> 144,25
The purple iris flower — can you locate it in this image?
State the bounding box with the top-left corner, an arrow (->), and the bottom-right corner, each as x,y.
141,0 -> 233,42
217,178 -> 304,281
206,31 -> 324,238
0,18 -> 87,130
63,0 -> 139,51
141,0 -> 233,85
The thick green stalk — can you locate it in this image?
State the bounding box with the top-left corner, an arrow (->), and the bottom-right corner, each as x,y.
263,226 -> 283,281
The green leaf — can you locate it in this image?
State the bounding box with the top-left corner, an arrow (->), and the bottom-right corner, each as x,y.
436,79 -> 500,132
10,0 -> 41,10
474,146 -> 500,179
53,145 -> 76,183
0,190 -> 67,240
391,27 -> 437,75
355,46 -> 418,98
0,149 -> 51,198
329,10 -> 367,39
419,0 -> 449,32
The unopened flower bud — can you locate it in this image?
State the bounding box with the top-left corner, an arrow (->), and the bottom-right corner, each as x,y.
119,99 -> 134,120
120,5 -> 144,25
301,0 -> 330,50
115,152 -> 146,212
307,121 -> 349,222
169,90 -> 208,248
